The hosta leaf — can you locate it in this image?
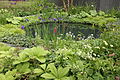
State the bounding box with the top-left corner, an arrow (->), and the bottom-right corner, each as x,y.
58,67 -> 69,78
6,75 -> 15,80
21,47 -> 49,60
13,60 -> 21,65
41,73 -> 55,79
12,20 -> 19,24
13,53 -> 29,64
61,77 -> 75,80
5,69 -> 17,76
48,63 -> 58,77
33,68 -> 43,74
0,74 -> 6,80
0,66 -> 4,72
36,56 -> 46,63
6,18 -> 13,22
40,64 -> 46,70
16,62 -> 31,74
90,10 -> 97,16
98,11 -> 105,16
19,53 -> 29,62
13,17 -> 23,20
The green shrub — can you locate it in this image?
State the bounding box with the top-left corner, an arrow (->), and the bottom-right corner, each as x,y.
0,9 -> 13,24
1,34 -> 44,48
100,27 -> 120,57
0,42 -> 11,51
0,24 -> 25,38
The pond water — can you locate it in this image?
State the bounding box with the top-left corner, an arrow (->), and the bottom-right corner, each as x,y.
25,22 -> 101,40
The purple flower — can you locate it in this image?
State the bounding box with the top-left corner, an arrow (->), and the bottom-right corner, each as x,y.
58,18 -> 62,20
53,18 -> 57,21
21,26 -> 25,29
25,19 -> 29,21
38,17 -> 42,20
42,19 -> 45,22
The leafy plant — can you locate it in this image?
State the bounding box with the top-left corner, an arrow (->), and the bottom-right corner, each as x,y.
0,43 -> 10,51
6,17 -> 23,25
0,24 -> 25,38
41,63 -> 70,80
100,27 -> 120,57
14,46 -> 49,64
0,9 -> 13,24
69,10 -> 117,27
1,34 -> 44,48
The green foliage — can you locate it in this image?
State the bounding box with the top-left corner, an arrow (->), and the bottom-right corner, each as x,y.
108,8 -> 120,18
1,34 -> 44,48
41,63 -> 70,80
0,24 -> 25,38
0,1 -> 120,80
0,9 -> 13,24
0,37 -> 120,80
14,46 -> 49,64
0,73 -> 15,80
16,62 -> 31,74
6,17 -> 23,25
68,5 -> 95,15
100,27 -> 120,57
0,42 -> 11,51
0,45 -> 51,80
69,10 -> 117,26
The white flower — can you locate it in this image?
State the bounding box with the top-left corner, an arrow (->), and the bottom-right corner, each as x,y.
103,40 -> 108,45
91,5 -> 94,7
95,46 -> 100,49
110,45 -> 114,47
92,58 -> 95,60
102,47 -> 106,49
93,53 -> 96,56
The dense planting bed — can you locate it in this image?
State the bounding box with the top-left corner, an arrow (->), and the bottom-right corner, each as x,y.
0,0 -> 120,80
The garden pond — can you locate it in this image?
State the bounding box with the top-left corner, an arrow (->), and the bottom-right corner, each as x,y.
25,22 -> 101,40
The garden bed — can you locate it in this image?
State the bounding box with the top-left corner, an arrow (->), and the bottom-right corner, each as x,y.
0,0 -> 120,80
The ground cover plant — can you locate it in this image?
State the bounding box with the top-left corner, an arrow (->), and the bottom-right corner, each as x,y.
0,0 -> 120,80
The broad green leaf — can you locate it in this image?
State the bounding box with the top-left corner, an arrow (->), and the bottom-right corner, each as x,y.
58,67 -> 69,78
90,10 -> 97,16
0,67 -> 4,72
40,64 -> 46,70
33,68 -> 43,74
6,18 -> 13,22
12,20 -> 19,24
21,47 -> 49,63
5,69 -> 17,76
36,56 -> 46,63
98,11 -> 105,16
48,63 -> 58,77
41,73 -> 55,79
0,74 -> 6,80
13,60 -> 21,65
13,53 -> 29,64
61,76 -> 75,80
6,75 -> 15,80
19,53 -> 30,62
13,17 -> 23,20
16,62 -> 31,74
55,79 -> 60,80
